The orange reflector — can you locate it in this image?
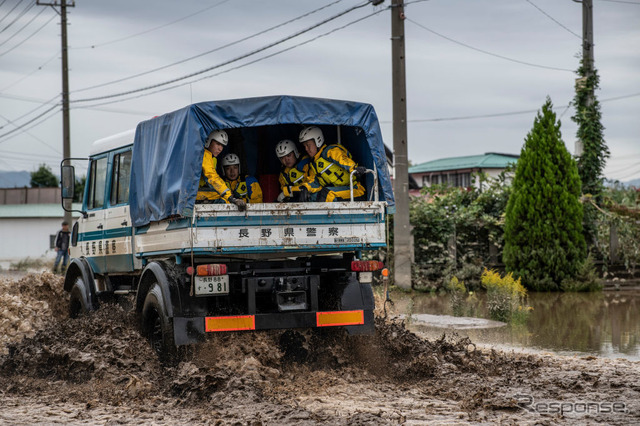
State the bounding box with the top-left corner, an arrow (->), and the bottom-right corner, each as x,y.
205,315 -> 255,332
316,310 -> 364,327
197,264 -> 227,276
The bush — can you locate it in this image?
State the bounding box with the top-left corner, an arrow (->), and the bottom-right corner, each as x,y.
482,269 -> 530,324
560,254 -> 602,292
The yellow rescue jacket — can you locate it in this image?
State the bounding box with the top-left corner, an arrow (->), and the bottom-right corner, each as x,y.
225,175 -> 263,204
198,150 -> 231,201
279,156 -> 311,197
304,144 -> 358,193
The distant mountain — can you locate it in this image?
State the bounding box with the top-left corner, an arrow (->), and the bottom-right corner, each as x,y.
625,178 -> 640,188
0,171 -> 30,188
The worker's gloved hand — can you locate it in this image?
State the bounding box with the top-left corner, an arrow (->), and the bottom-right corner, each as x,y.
283,186 -> 293,197
229,197 -> 247,211
276,192 -> 286,202
353,166 -> 367,178
298,187 -> 310,203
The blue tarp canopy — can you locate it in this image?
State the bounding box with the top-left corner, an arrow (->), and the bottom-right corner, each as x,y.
130,95 -> 395,227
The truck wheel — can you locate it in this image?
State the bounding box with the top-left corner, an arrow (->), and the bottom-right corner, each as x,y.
142,283 -> 176,362
69,275 -> 94,318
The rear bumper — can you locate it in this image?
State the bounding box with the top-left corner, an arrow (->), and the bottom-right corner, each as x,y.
173,309 -> 375,346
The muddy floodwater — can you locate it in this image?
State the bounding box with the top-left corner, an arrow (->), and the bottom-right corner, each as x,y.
392,289 -> 640,361
1,273 -> 639,425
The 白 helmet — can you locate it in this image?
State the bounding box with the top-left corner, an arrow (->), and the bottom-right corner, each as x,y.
205,130 -> 228,148
299,126 -> 324,148
222,153 -> 240,168
275,139 -> 299,159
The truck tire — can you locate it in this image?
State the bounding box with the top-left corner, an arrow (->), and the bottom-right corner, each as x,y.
69,275 -> 95,318
142,282 -> 177,362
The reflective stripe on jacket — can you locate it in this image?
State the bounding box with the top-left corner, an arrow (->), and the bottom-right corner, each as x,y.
279,156 -> 311,197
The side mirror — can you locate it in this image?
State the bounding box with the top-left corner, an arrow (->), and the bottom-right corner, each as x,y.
61,165 -> 75,200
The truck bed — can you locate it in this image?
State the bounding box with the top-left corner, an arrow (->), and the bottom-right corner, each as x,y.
134,201 -> 387,260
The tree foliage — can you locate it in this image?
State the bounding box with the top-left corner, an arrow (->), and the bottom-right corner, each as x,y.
503,98 -> 586,291
572,64 -> 609,245
30,164 -> 59,188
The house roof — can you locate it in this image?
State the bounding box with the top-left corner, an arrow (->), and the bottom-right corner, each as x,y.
409,152 -> 519,174
0,203 -> 82,218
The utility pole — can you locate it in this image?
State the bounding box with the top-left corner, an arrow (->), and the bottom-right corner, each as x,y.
37,0 -> 74,225
390,0 -> 412,290
574,0 -> 594,157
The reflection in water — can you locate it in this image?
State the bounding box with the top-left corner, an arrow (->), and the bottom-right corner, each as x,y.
392,290 -> 640,361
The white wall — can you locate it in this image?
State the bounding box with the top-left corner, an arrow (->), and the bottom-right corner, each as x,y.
0,218 -> 65,266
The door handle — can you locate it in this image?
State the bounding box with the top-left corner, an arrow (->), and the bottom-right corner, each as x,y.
97,224 -> 103,229
121,221 -> 128,226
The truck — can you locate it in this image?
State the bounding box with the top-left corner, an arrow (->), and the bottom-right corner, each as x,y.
60,95 -> 395,357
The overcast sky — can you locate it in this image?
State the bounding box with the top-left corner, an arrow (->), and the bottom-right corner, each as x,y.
1,0 -> 639,181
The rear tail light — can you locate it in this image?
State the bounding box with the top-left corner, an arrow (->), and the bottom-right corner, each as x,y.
187,264 -> 228,276
351,260 -> 383,272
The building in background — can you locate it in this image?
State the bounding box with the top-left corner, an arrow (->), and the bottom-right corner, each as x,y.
0,187 -> 80,268
409,152 -> 519,192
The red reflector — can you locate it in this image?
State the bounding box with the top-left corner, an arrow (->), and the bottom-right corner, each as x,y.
316,310 -> 364,327
351,260 -> 383,272
197,264 -> 227,276
186,266 -> 194,276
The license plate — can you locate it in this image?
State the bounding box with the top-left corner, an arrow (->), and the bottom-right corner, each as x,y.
194,275 -> 229,295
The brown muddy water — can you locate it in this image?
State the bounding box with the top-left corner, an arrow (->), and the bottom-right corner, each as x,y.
1,272 -> 639,424
391,289 -> 640,361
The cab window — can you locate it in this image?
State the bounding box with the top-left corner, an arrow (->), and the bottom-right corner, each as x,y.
86,156 -> 108,210
110,150 -> 132,206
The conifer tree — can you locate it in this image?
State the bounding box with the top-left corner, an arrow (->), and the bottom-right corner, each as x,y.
503,98 -> 586,291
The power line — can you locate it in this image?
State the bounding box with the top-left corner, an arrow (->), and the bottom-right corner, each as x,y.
406,17 -> 574,72
524,0 -> 581,39
596,0 -> 640,4
0,0 -> 35,34
0,103 -> 60,141
0,12 -> 56,58
75,7 -> 386,109
378,92 -> 640,123
0,6 -> 45,48
0,111 -> 62,157
71,2 -> 371,104
0,0 -> 26,27
72,0 -> 232,49
0,51 -> 58,91
73,0 -> 344,93
0,94 -> 59,131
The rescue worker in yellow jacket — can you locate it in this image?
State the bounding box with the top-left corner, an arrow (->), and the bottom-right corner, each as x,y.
196,130 -> 246,211
298,126 -> 366,202
275,139 -> 311,202
222,153 -> 263,204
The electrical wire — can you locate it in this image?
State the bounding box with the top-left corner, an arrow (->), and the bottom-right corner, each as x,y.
524,0 -> 581,39
72,0 -> 232,49
378,92 -> 640,123
0,111 -> 62,155
406,17 -> 574,72
73,0 -> 344,93
74,7 -> 386,109
0,0 -> 25,27
0,103 -> 60,141
71,2 -> 371,104
0,6 -> 45,48
0,51 -> 58,91
596,0 -> 640,5
0,0 -> 35,34
0,12 -> 56,58
0,94 -> 59,131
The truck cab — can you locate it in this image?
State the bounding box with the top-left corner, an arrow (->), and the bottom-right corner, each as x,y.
61,96 -> 395,357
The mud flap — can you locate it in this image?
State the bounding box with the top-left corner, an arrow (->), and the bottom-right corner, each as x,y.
341,278 -> 375,335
